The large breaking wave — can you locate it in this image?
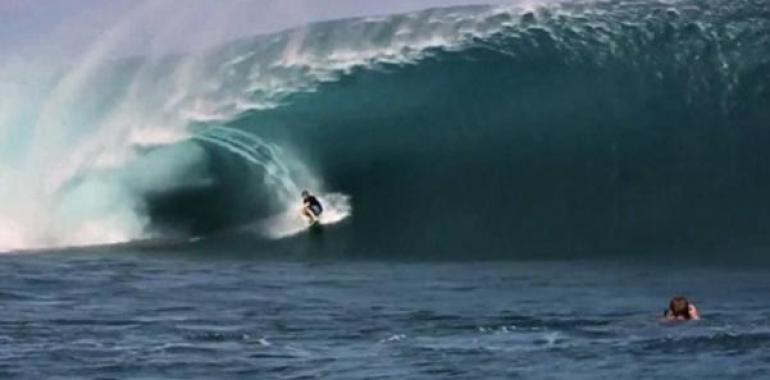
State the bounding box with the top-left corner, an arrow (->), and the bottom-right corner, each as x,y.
1,0 -> 769,258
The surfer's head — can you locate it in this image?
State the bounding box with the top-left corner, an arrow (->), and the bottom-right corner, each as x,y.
668,296 -> 691,318
301,190 -> 310,198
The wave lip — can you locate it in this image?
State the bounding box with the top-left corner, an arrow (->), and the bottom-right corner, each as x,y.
220,0 -> 770,258
3,0 -> 770,257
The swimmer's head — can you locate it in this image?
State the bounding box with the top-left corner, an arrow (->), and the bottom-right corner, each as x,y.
669,296 -> 690,316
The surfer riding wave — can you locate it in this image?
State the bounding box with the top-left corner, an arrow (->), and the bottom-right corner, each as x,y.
301,190 -> 323,224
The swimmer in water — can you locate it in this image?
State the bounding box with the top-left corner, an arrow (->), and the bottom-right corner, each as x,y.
663,296 -> 700,321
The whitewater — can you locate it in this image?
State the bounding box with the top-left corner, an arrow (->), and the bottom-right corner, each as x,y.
0,3 -> 521,252
2,1 -> 770,378
3,0 -> 769,258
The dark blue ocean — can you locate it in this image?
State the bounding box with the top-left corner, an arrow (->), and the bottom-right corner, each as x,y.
1,252 -> 769,379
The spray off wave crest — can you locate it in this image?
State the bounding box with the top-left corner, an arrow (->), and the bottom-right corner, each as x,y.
0,4 -> 512,252
2,0 -> 770,258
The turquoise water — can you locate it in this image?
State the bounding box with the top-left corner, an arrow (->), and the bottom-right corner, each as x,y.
2,1 -> 770,377
2,0 -> 769,257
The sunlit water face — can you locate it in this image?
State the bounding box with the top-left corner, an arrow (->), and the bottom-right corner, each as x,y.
1,252 -> 769,379
1,2 -> 769,377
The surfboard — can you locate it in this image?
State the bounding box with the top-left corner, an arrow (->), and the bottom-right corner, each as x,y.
260,193 -> 351,239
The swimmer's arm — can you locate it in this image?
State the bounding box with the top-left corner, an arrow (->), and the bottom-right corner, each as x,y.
689,305 -> 700,320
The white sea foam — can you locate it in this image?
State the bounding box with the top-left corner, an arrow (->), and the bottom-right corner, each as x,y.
261,193 -> 352,239
0,4 -> 522,252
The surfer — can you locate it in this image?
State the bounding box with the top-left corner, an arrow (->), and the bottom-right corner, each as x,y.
301,190 -> 323,224
663,296 -> 700,321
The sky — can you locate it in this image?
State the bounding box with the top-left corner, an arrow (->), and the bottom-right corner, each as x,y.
0,0 -> 511,60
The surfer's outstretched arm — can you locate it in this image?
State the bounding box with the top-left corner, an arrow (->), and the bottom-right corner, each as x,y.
302,205 -> 316,221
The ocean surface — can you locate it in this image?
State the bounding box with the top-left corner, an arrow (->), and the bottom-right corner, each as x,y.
1,251 -> 769,379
